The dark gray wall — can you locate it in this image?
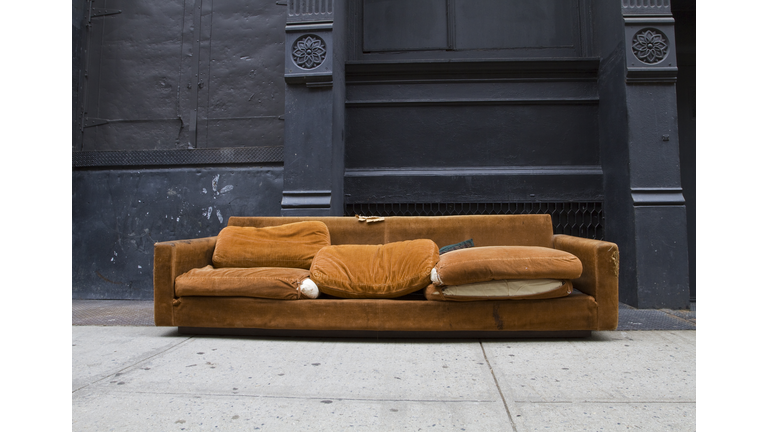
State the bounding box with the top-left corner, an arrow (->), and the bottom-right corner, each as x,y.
590,0 -> 637,305
672,0 -> 696,301
76,0 -> 286,152
344,1 -> 601,208
73,167 -> 283,299
72,0 -> 694,307
73,0 -> 288,299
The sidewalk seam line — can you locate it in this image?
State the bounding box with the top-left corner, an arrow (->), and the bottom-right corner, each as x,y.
72,336 -> 195,394
480,341 -> 518,432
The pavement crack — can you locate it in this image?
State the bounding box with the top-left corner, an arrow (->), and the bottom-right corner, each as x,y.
480,341 -> 518,432
72,336 -> 194,394
107,391 -> 497,403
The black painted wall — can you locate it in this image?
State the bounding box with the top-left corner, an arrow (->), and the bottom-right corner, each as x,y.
344,1 -> 602,206
72,0 -> 694,307
672,0 -> 696,302
73,167 -> 283,299
73,0 -> 288,299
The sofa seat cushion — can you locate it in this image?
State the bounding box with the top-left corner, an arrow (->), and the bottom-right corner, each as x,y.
212,221 -> 330,269
424,279 -> 573,301
432,246 -> 582,286
309,239 -> 440,298
175,265 -> 316,299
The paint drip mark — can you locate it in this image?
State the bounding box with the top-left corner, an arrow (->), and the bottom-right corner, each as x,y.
216,209 -> 224,224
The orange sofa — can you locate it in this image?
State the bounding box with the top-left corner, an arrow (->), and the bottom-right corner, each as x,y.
153,215 -> 619,337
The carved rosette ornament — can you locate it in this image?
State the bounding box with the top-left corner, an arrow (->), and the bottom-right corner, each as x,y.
292,34 -> 327,70
631,28 -> 669,64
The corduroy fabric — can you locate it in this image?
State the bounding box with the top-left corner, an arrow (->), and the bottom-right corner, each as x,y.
153,236 -> 217,326
227,214 -> 554,248
553,235 -> 619,330
310,240 -> 440,298
155,215 -> 618,333
424,280 -> 573,302
385,215 -> 555,248
228,216 -> 387,246
176,265 -> 311,300
172,293 -> 597,331
212,221 -> 330,269
433,246 -> 582,286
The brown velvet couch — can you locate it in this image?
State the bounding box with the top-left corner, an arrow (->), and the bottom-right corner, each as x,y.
154,215 -> 619,337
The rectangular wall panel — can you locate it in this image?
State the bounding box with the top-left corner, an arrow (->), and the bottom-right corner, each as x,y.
346,104 -> 599,168
454,0 -> 579,50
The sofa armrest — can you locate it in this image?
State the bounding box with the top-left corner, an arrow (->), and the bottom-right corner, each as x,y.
553,235 -> 620,330
153,237 -> 217,326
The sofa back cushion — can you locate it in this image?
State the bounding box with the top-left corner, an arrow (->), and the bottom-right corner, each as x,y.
227,214 -> 554,249
212,221 -> 330,269
228,216 -> 387,245
309,239 -> 440,298
384,215 -> 554,248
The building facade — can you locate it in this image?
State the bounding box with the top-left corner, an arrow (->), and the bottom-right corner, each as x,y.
73,0 -> 695,308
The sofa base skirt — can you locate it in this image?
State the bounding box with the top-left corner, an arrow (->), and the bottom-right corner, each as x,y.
171,292 -> 599,332
177,327 -> 591,339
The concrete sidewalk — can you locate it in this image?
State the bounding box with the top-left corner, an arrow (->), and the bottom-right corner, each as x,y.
72,325 -> 695,431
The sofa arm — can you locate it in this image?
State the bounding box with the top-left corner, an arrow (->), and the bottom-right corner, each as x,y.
153,237 -> 217,326
553,235 -> 619,330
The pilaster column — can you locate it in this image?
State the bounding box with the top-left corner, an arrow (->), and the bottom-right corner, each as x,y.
621,0 -> 690,308
281,0 -> 345,215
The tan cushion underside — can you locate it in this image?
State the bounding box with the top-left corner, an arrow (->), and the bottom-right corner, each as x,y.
176,265 -> 310,300
425,280 -> 573,302
212,221 -> 330,269
310,239 -> 440,298
444,279 -> 564,297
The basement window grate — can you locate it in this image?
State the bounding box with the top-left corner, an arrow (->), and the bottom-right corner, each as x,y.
345,202 -> 604,240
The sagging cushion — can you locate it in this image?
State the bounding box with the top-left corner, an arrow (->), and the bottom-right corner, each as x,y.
424,279 -> 573,302
212,221 -> 330,269
175,265 -> 317,299
432,246 -> 582,286
310,239 -> 440,298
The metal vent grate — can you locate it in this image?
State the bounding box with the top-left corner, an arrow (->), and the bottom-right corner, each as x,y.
345,202 -> 604,240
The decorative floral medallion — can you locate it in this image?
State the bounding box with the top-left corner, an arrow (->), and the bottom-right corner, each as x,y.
631,28 -> 669,64
292,34 -> 327,70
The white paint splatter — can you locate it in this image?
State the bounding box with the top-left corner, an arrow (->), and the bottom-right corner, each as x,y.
176,217 -> 180,222
202,188 -> 208,194
216,209 -> 224,224
138,265 -> 142,269
207,207 -> 213,219
220,185 -> 233,194
212,175 -> 220,193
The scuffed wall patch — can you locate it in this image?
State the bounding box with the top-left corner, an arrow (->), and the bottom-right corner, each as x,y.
73,167 -> 284,299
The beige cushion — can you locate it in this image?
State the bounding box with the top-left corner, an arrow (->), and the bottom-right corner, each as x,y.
432,246 -> 582,286
175,266 -> 315,299
212,221 -> 330,269
309,239 -> 439,298
425,279 -> 573,302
